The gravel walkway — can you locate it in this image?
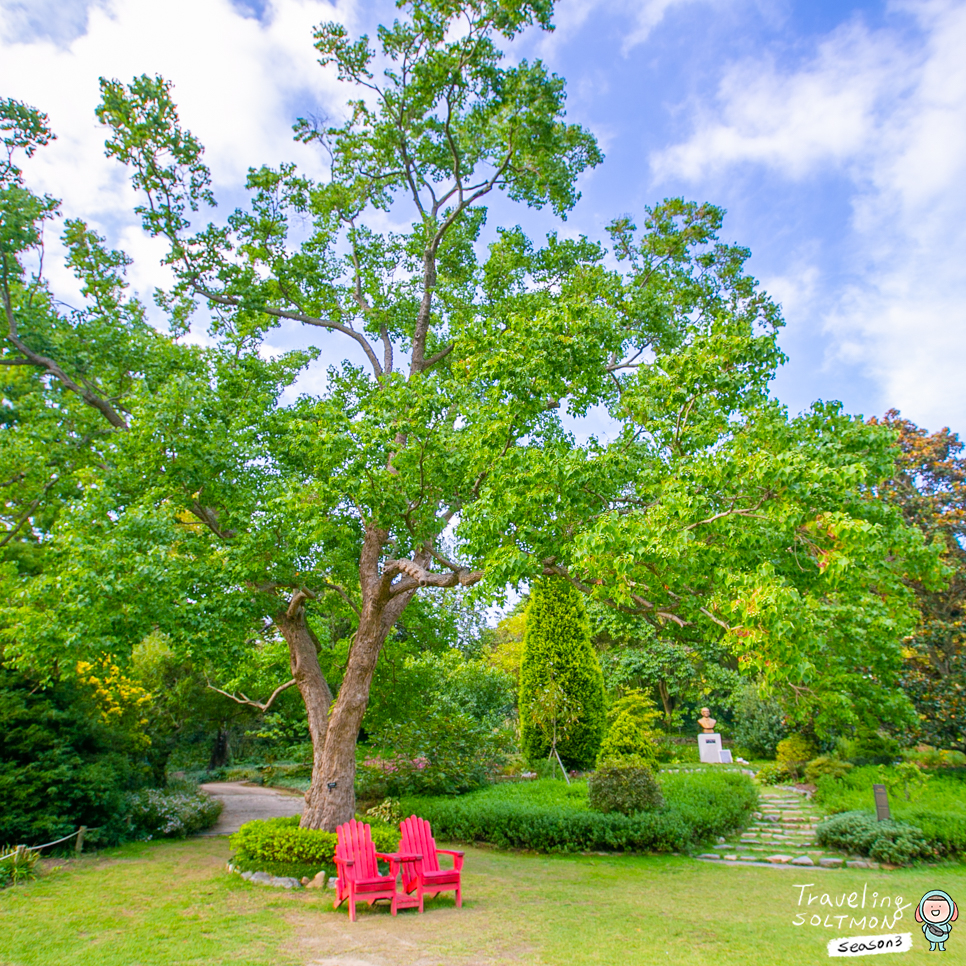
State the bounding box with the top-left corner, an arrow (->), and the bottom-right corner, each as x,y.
200,781 -> 305,836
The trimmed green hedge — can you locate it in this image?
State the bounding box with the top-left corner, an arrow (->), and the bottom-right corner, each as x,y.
400,771 -> 756,854
229,815 -> 400,868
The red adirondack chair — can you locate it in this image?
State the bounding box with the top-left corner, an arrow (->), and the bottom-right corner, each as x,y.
333,819 -> 422,921
399,815 -> 464,911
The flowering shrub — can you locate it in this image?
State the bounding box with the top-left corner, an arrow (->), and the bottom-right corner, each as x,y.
76,656 -> 153,751
357,713 -> 511,798
126,788 -> 222,839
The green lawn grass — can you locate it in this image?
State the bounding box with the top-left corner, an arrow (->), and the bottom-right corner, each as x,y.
1,836 -> 965,966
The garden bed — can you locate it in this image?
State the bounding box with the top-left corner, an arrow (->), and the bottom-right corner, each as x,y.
813,765 -> 966,857
399,770 -> 757,854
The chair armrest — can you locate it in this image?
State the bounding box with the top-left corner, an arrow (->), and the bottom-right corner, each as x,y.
437,848 -> 464,870
376,852 -> 422,862
335,857 -> 354,867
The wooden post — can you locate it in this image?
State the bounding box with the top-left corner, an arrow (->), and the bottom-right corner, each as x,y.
872,784 -> 891,821
75,826 -> 87,855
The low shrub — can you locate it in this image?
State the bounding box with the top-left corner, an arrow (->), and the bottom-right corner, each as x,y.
754,762 -> 788,785
126,788 -> 222,839
776,735 -> 816,779
589,759 -> 664,815
0,846 -> 40,888
230,815 -> 400,870
804,757 -> 853,784
401,771 -> 756,854
904,746 -> 966,769
815,811 -> 932,865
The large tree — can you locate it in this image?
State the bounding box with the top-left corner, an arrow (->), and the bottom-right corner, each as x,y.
872,410 -> 966,750
2,0 -> 940,834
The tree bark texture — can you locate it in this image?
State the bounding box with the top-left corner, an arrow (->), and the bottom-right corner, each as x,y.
274,603 -> 335,828
300,525 -> 417,831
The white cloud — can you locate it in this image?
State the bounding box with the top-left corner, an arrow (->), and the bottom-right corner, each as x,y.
541,0 -> 723,55
652,0 -> 966,431
0,0 -> 354,307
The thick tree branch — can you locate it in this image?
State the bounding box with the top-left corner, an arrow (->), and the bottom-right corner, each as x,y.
383,556 -> 484,597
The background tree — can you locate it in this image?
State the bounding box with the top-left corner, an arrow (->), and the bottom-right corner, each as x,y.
519,577 -> 605,769
872,409 -> 966,750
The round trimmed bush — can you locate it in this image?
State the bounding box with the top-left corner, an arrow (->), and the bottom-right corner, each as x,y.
588,758 -> 664,815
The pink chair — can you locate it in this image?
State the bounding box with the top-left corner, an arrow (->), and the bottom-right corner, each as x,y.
399,815 -> 464,911
333,819 -> 421,921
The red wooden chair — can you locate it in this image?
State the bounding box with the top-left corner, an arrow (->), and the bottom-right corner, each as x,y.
399,815 -> 464,911
333,819 -> 422,921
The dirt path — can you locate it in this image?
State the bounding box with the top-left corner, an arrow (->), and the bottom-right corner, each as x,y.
200,780 -> 305,835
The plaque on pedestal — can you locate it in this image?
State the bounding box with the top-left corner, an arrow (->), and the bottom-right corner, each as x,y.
699,733 -> 724,763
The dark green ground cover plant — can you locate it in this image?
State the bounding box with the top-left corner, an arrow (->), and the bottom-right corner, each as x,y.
815,811 -> 932,865
813,764 -> 966,855
400,771 -> 756,853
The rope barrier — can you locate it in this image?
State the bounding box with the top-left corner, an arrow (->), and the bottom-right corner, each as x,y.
0,825 -> 98,863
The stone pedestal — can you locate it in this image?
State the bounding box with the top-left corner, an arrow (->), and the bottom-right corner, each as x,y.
699,733 -> 724,763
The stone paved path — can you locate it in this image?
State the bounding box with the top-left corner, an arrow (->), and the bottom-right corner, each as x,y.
200,780 -> 304,836
696,785 -> 879,870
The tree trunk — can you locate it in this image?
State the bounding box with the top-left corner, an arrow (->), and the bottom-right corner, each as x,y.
301,524 -> 416,831
658,680 -> 674,729
208,727 -> 230,769
274,603 -> 335,828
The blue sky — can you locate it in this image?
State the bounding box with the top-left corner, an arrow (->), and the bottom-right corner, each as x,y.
2,0 -> 964,435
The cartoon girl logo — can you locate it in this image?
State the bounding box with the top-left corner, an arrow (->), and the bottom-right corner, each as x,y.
916,890 -> 959,952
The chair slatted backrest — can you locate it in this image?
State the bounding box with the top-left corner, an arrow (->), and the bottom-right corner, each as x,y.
401,815 -> 439,873
337,819 -> 379,882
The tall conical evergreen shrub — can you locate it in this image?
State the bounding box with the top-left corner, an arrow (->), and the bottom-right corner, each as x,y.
519,577 -> 606,769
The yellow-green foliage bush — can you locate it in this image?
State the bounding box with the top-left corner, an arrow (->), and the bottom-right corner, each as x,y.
597,691 -> 661,767
776,735 -> 816,778
804,757 -> 854,783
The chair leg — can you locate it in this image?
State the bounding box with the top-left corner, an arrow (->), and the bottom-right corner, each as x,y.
418,884 -> 424,914
349,894 -> 356,922
456,883 -> 462,908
